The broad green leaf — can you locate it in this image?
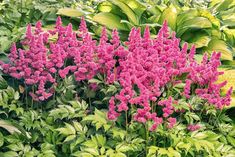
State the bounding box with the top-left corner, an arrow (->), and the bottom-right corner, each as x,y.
1,151 -> 18,157
176,9 -> 198,28
0,37 -> 12,51
98,1 -> 113,12
205,39 -> 233,61
0,120 -> 22,134
216,0 -> 234,12
177,17 -> 212,37
57,8 -> 84,17
199,9 -> 220,28
121,0 -> 146,17
187,33 -> 211,48
192,132 -> 208,139
159,4 -> 178,30
0,132 -> 3,147
92,12 -> 128,31
109,0 -> 138,25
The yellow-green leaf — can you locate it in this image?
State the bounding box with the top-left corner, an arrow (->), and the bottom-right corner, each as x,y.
177,17 -> 212,37
57,8 -> 84,17
92,12 -> 128,31
205,39 -> 233,61
109,0 -> 138,25
159,4 -> 178,30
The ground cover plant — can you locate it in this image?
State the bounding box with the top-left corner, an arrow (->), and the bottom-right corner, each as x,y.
0,15 -> 235,157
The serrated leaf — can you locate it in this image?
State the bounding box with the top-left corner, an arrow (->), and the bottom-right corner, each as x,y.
64,135 -> 76,142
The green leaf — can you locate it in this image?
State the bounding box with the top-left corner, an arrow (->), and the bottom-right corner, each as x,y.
216,0 -> 234,12
2,151 -> 18,157
116,144 -> 131,152
57,8 -> 84,17
192,132 -> 208,139
177,17 -> 212,37
205,39 -> 233,61
82,148 -> 99,156
96,134 -> 106,146
159,4 -> 178,30
0,120 -> 22,134
92,12 -> 129,31
72,152 -> 93,157
64,135 -> 76,142
0,132 -> 4,147
176,9 -> 198,28
108,0 -> 138,25
122,0 -> 146,17
56,123 -> 76,135
227,135 -> 235,147
187,32 -> 211,48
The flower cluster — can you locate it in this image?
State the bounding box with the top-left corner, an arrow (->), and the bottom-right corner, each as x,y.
187,124 -> 201,132
106,21 -> 232,131
0,17 -> 232,131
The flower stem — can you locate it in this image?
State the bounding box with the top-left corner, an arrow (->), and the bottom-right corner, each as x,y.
145,123 -> 149,156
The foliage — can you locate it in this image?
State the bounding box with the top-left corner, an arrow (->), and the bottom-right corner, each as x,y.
0,17 -> 234,157
0,0 -> 76,53
0,0 -> 234,156
58,0 -> 235,62
0,74 -> 234,156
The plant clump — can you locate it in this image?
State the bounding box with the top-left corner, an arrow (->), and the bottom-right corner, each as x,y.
0,17 -> 232,131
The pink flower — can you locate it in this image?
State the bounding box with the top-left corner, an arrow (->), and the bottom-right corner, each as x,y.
187,124 -> 201,132
167,117 -> 176,129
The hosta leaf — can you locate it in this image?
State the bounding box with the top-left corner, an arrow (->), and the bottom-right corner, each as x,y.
176,9 -> 198,28
98,1 -> 113,12
177,17 -> 212,37
187,32 -> 211,48
0,120 -> 23,134
205,39 -> 233,61
57,8 -> 84,18
108,0 -> 138,25
92,12 -> 128,31
0,132 -> 3,147
192,132 -> 208,139
216,0 -> 234,12
121,0 -> 146,17
159,4 -> 178,30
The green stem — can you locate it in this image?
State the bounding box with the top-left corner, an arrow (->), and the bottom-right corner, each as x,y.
125,111 -> 128,134
24,83 -> 28,110
31,85 -> 34,109
145,123 -> 149,156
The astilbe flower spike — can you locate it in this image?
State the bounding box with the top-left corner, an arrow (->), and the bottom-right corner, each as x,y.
0,18 -> 233,131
